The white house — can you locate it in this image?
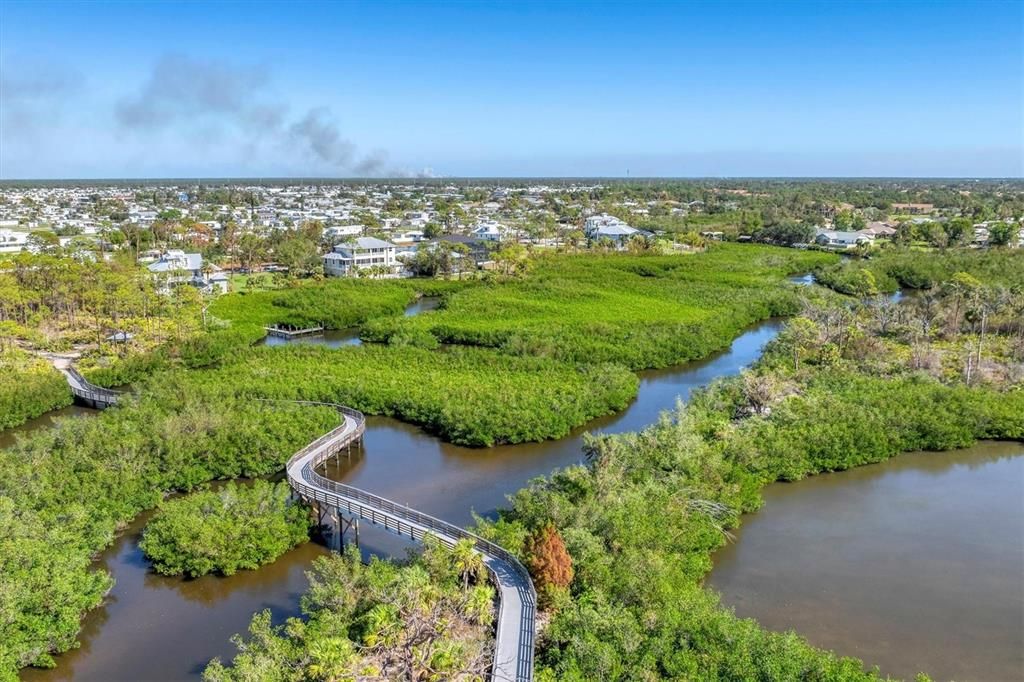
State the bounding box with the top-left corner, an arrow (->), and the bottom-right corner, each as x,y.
402,211 -> 431,228
814,229 -> 874,249
392,230 -> 426,245
146,249 -> 226,293
972,226 -> 991,246
129,209 -> 158,225
323,237 -> 398,277
324,224 -> 365,242
470,219 -> 507,242
0,228 -> 29,253
147,250 -> 203,279
584,213 -> 643,245
584,213 -> 633,236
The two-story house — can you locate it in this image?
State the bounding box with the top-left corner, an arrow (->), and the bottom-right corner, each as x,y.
323,237 -> 399,277
470,219 -> 507,242
146,250 -> 228,293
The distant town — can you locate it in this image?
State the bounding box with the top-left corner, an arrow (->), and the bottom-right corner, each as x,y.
1,179 -> 1021,294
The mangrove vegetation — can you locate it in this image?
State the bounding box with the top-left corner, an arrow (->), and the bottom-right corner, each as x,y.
140,481 -> 311,578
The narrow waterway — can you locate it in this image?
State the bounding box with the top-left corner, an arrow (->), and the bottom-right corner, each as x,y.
21,310 -> 781,681
707,441 -> 1024,682
259,295 -> 441,348
0,404 -> 93,450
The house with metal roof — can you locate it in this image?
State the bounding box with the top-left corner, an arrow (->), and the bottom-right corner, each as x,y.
583,213 -> 650,246
146,250 -> 228,293
324,236 -> 399,277
814,229 -> 874,249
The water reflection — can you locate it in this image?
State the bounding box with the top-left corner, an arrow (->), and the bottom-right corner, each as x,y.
787,272 -> 816,286
259,296 -> 441,349
261,327 -> 363,348
403,295 -> 441,316
707,441 -> 1024,682
0,404 -> 93,450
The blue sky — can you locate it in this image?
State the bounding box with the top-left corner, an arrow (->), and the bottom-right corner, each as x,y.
1,0 -> 1021,178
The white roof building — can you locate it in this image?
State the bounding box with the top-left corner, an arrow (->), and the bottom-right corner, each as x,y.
470,219 -> 507,242
583,213 -> 641,242
814,229 -> 874,248
324,237 -> 399,277
147,250 -> 203,274
0,228 -> 29,253
324,224 -> 365,241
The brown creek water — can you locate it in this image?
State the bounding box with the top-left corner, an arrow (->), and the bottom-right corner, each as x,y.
707,441 -> 1024,682
0,404 -> 93,451
10,301 -> 1023,681
259,295 -> 441,348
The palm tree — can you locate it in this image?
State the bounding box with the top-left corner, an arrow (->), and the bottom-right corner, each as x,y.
464,584 -> 495,626
365,603 -> 402,647
451,538 -> 484,591
306,636 -> 355,680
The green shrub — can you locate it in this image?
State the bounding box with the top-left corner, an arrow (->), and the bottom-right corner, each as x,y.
141,481 -> 311,577
363,246 -> 835,370
187,344 -> 639,446
0,351 -> 72,430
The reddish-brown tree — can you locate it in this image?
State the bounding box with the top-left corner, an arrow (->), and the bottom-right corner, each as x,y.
526,523 -> 574,609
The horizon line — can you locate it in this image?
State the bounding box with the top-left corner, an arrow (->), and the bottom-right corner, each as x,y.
2,175 -> 1023,184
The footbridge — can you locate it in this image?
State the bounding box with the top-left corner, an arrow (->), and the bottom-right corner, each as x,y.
50,378 -> 536,680
61,367 -> 122,409
283,401 -> 536,682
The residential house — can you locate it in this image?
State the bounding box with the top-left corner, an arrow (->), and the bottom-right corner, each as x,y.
814,229 -> 874,249
423,234 -> 492,267
891,203 -> 934,215
323,236 -> 399,277
584,213 -> 646,246
0,228 -> 29,253
402,211 -> 431,228
129,209 -> 158,225
972,226 -> 990,246
392,230 -> 426,245
470,219 -> 507,242
862,222 -> 898,239
146,250 -> 226,293
584,213 -> 627,236
324,224 -> 365,243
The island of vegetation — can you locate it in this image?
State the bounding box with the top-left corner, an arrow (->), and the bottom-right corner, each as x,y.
140,480 -> 311,578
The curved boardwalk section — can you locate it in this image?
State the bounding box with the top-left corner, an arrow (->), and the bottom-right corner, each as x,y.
61,367 -> 122,409
46,377 -> 536,681
285,401 -> 536,682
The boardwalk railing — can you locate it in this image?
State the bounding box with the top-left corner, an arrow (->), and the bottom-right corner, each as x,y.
282,400 -> 536,682
63,368 -> 123,408
263,325 -> 325,338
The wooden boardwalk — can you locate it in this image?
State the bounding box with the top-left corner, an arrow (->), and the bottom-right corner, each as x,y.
61,367 -> 122,409
264,325 -> 324,338
50,372 -> 536,681
284,402 -> 536,682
